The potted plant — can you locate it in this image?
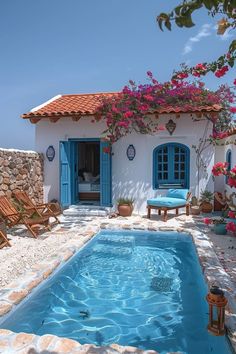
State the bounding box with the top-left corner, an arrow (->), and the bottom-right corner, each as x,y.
204,217 -> 227,235
117,197 -> 134,217
200,190 -> 214,213
190,196 -> 201,215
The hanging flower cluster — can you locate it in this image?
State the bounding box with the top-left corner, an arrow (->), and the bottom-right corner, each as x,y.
210,162 -> 236,234
173,49 -> 236,86
95,72 -> 234,144
212,162 -> 236,188
212,162 -> 228,176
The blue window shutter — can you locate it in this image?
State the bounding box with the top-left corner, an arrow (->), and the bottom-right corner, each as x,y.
60,141 -> 71,207
100,141 -> 112,206
153,143 -> 189,189
70,141 -> 79,204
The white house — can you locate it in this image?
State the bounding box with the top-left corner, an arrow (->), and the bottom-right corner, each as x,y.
22,92 -> 222,213
214,129 -> 236,200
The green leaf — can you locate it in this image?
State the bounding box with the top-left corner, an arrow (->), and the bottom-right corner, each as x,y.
165,19 -> 172,31
228,58 -> 235,68
175,17 -> 184,27
175,5 -> 183,16
202,0 -> 214,10
157,13 -> 170,31
229,40 -> 236,53
182,14 -> 195,28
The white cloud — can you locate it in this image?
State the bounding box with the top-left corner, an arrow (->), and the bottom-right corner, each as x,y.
183,24 -> 212,55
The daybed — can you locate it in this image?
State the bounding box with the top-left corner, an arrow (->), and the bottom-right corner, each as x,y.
147,189 -> 191,222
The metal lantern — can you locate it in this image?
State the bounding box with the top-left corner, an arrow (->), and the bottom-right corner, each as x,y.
46,145 -> 55,162
206,285 -> 228,336
127,144 -> 136,161
165,119 -> 176,135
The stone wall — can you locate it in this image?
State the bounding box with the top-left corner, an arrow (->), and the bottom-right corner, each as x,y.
0,148 -> 44,203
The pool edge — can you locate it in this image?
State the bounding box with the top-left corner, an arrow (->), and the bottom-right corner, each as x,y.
0,223 -> 235,353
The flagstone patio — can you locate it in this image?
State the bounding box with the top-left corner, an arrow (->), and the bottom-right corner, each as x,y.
0,211 -> 236,353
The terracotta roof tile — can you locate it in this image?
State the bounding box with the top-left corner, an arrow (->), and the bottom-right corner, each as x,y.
225,127 -> 236,137
21,92 -> 222,120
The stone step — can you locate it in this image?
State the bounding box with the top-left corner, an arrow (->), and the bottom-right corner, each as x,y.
63,205 -> 110,217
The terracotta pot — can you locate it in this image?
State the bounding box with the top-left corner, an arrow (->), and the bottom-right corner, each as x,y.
201,202 -> 213,213
214,193 -> 226,212
190,206 -> 201,215
118,204 -> 133,217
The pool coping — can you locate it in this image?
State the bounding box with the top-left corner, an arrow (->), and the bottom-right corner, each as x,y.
0,222 -> 235,353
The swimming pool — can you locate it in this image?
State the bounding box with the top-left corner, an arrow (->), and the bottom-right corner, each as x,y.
0,230 -> 233,354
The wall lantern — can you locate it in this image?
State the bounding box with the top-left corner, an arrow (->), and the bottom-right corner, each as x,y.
206,285 -> 228,336
165,119 -> 176,135
127,144 -> 136,161
46,145 -> 55,162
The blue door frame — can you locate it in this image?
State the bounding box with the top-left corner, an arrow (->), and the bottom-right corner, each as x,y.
60,139 -> 112,207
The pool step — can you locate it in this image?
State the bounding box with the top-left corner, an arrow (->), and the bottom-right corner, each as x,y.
93,244 -> 133,258
97,235 -> 135,248
63,205 -> 110,217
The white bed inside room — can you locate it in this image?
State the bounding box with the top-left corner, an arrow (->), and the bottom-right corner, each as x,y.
78,141 -> 100,202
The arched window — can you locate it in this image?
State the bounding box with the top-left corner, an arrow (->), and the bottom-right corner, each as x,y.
153,143 -> 190,189
226,149 -> 232,183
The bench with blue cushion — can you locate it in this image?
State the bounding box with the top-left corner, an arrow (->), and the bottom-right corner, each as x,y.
147,189 -> 191,222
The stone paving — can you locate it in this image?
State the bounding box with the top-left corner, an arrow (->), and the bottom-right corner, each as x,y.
0,212 -> 236,353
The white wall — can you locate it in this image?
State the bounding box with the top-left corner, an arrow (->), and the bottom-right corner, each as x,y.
35,114 -> 215,213
214,137 -> 236,198
35,116 -> 106,203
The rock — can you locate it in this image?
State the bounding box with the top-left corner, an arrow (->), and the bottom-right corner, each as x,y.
1,184 -> 8,191
0,148 -> 43,203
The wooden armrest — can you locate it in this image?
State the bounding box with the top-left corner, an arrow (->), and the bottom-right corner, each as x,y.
4,212 -> 23,217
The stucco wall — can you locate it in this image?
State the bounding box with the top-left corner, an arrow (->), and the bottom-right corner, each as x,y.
35,114 -> 215,213
214,137 -> 236,199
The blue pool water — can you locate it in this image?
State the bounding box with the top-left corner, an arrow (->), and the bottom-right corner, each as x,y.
0,230 -> 233,354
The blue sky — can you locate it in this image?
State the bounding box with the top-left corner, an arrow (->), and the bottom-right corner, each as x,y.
0,0 -> 235,149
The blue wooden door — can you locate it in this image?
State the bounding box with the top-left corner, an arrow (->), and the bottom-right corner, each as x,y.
60,141 -> 71,207
70,141 -> 79,204
100,141 -> 112,206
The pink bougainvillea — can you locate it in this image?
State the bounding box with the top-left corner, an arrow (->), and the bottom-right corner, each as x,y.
203,218 -> 213,225
95,72 -> 234,144
228,211 -> 235,219
212,162 -> 228,176
226,222 -> 236,233
211,162 -> 236,229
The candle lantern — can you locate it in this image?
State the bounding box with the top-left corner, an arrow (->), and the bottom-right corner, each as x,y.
206,285 -> 227,336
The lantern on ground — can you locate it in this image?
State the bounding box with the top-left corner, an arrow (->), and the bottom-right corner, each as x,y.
206,285 -> 227,336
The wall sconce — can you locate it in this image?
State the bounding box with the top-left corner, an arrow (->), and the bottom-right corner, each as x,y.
165,119 -> 176,135
46,145 -> 55,162
127,144 -> 136,161
206,285 -> 227,336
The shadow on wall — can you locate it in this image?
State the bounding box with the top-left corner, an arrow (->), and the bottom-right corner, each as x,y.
193,144 -> 214,198
113,180 -> 151,213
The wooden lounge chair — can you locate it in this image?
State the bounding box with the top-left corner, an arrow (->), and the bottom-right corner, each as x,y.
0,196 -> 51,238
0,230 -> 11,248
147,189 -> 191,222
13,191 -> 60,225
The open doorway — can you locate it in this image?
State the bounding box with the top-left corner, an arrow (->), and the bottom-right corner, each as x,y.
77,141 -> 100,204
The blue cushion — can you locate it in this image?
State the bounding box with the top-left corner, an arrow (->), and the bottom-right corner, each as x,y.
147,197 -> 187,208
166,189 -> 189,200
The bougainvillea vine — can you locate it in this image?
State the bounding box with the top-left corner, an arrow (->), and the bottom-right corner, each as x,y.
95,72 -> 235,144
